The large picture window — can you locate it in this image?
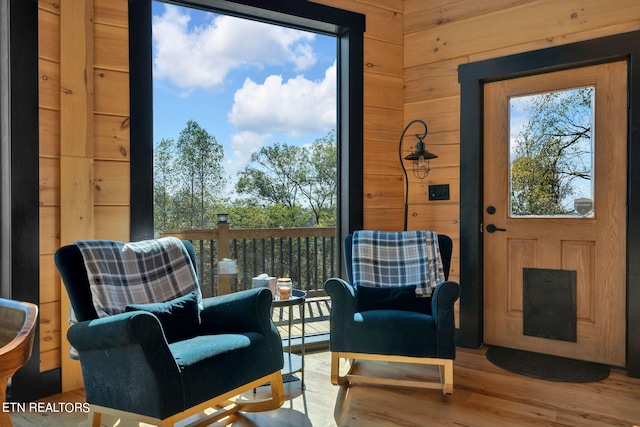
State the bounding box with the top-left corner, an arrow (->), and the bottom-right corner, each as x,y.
129,0 -> 365,282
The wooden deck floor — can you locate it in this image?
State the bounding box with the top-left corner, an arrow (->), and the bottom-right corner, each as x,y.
272,296 -> 331,340
9,347 -> 640,426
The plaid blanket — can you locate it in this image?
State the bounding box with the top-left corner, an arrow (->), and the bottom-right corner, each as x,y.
75,236 -> 202,318
351,230 -> 445,297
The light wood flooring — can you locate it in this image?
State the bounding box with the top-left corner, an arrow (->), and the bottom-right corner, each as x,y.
9,346 -> 640,427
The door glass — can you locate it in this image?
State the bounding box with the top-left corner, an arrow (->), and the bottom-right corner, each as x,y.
509,87 -> 595,217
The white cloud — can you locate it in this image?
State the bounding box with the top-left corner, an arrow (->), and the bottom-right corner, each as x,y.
230,130 -> 272,167
152,4 -> 317,93
223,130 -> 271,193
228,61 -> 337,137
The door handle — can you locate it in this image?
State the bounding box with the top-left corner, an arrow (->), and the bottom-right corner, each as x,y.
486,224 -> 507,233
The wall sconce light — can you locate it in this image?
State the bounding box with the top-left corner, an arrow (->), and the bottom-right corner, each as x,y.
399,119 -> 438,230
216,212 -> 229,224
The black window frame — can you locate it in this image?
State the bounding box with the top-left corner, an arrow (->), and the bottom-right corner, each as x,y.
1,0 -> 52,401
128,0 -> 365,280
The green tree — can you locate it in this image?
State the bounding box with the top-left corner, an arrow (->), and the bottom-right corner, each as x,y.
153,137 -> 176,231
236,143 -> 302,209
297,130 -> 337,226
175,120 -> 227,228
235,131 -> 337,226
226,203 -> 309,229
153,121 -> 227,232
510,88 -> 593,215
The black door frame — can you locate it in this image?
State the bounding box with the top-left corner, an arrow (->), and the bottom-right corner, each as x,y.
129,0 -> 366,275
458,30 -> 640,377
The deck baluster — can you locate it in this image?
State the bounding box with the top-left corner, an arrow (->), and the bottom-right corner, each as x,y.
160,226 -> 336,298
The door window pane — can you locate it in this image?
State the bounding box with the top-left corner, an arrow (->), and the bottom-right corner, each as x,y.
509,87 -> 595,217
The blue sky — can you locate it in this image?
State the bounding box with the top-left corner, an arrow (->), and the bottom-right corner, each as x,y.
151,2 -> 337,189
509,90 -> 594,211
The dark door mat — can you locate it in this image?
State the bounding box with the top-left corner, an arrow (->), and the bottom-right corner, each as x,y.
486,346 -> 610,382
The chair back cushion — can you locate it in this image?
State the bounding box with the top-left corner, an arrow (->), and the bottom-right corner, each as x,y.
74,237 -> 200,318
348,230 -> 447,297
356,284 -> 418,312
56,239 -> 198,322
125,292 -> 200,343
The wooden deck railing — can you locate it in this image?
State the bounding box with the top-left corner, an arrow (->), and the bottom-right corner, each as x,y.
159,225 -> 337,298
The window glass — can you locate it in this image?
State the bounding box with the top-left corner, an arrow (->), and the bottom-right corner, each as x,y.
509,87 -> 595,217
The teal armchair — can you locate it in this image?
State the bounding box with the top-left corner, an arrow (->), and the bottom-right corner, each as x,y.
55,240 -> 284,427
325,232 -> 460,395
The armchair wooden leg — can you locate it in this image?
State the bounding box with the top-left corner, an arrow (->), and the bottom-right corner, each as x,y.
268,371 -> 285,409
331,352 -> 355,386
331,352 -> 340,385
332,352 -> 454,394
85,370 -> 285,427
440,359 -> 454,396
234,370 -> 285,413
89,410 -> 101,427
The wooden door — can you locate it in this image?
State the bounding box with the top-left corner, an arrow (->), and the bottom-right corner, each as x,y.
483,62 -> 627,366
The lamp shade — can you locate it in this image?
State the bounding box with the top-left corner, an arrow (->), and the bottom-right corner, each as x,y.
404,140 -> 438,161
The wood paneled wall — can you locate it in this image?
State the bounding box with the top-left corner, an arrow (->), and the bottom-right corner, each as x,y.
38,0 -> 130,391
403,0 -> 640,285
37,0 -> 638,389
314,0 -> 464,279
314,0 -> 406,233
39,0 -> 62,378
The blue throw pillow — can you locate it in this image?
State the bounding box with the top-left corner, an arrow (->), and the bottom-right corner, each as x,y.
357,285 -> 418,312
125,292 -> 200,343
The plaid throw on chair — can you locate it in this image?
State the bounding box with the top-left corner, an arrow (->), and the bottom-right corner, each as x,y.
352,230 -> 445,297
75,236 -> 202,318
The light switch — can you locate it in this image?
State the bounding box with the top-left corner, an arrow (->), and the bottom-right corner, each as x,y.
428,184 -> 450,201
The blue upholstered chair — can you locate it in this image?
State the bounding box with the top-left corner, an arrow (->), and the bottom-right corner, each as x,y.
55,240 -> 284,427
325,231 -> 460,395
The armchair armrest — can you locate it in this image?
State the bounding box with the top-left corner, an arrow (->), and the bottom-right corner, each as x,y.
431,280 -> 461,358
67,311 -> 184,418
68,311 -> 164,350
325,278 -> 357,320
199,288 -> 275,336
325,278 -> 357,351
431,281 -> 460,319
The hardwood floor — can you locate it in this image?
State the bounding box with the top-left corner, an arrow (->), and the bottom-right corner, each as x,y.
10,347 -> 640,426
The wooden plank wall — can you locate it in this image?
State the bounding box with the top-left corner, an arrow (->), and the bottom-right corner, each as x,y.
38,0 -> 130,392
403,0 -> 640,285
37,0 -> 639,389
38,0 -> 62,380
314,0 -> 406,232
313,0 -> 463,280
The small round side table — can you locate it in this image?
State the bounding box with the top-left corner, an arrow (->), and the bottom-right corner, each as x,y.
272,288 -> 306,386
